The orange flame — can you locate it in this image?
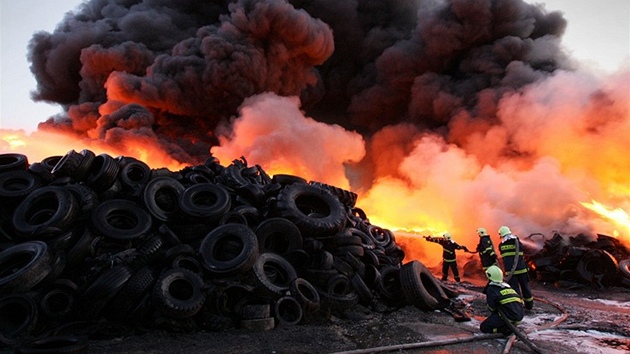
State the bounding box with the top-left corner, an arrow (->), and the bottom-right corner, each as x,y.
0,129 -> 187,171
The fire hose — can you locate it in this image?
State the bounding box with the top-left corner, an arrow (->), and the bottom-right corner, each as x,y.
330,292 -> 568,354
498,307 -> 543,354
504,238 -> 520,283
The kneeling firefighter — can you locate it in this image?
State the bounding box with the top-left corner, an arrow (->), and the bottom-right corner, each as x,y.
480,265 -> 524,335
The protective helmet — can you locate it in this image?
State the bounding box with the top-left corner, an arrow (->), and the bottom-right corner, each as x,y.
486,265 -> 503,282
476,228 -> 488,237
498,226 -> 512,237
443,232 -> 452,240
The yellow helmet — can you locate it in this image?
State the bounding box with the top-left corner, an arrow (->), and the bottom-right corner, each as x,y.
486,265 -> 504,282
476,228 -> 488,237
498,226 -> 512,237
443,232 -> 452,240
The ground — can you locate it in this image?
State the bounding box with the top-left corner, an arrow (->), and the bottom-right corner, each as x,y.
85,280 -> 630,354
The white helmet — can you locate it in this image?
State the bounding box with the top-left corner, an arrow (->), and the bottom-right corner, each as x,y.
498,226 -> 512,237
476,228 -> 488,237
486,265 -> 504,282
443,232 -> 452,240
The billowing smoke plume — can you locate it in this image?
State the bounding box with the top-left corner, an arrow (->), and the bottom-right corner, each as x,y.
21,0 -> 630,253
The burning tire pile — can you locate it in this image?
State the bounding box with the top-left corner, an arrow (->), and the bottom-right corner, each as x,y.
0,151 -> 455,352
525,232 -> 630,290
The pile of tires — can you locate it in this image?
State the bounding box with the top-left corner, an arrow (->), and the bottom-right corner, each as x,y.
524,232 -> 630,290
0,151 -> 452,350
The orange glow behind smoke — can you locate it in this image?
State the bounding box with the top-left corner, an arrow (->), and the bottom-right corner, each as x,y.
1,70 -> 629,272
0,129 -> 187,171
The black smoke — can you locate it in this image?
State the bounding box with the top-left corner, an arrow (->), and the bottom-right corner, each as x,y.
28,0 -> 567,164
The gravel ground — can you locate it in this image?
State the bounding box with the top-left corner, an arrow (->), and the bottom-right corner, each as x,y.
83,280 -> 630,354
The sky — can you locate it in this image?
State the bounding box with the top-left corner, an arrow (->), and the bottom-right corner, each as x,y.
0,0 -> 629,133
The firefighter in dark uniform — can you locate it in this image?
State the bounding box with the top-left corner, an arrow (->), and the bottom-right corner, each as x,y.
480,265 -> 524,334
498,226 -> 534,310
425,232 -> 469,282
476,227 -> 498,270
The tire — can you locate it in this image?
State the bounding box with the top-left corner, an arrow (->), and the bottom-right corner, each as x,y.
118,157 -> 152,195
309,181 -> 358,208
273,296 -> 303,326
399,261 -> 450,311
576,250 -> 618,287
241,304 -> 271,319
12,186 -> 78,238
376,265 -> 403,306
199,223 -> 259,277
251,253 -> 298,298
619,259 -> 630,280
143,176 -> 185,222
80,265 -> 133,320
90,199 -> 152,241
273,183 -> 346,238
254,217 -> 302,255
289,278 -> 320,315
153,268 -> 206,319
0,153 -> 28,172
0,293 -> 39,346
39,286 -> 75,320
0,241 -> 52,293
84,153 -> 120,193
179,183 -> 231,222
0,170 -> 43,206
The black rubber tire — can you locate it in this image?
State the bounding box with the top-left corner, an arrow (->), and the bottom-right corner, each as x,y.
0,241 -> 52,293
251,252 -> 298,298
619,259 -> 630,280
254,217 -> 303,255
271,174 -> 307,186
241,304 -> 271,319
273,183 -> 346,238
576,250 -> 619,287
142,176 -> 185,222
309,181 -> 358,208
12,186 -> 78,238
399,261 -> 450,311
153,268 -> 206,319
289,278 -> 320,315
179,183 -> 231,221
0,293 -> 39,346
118,157 -> 152,195
273,296 -> 303,326
199,223 -> 259,277
39,286 -> 75,320
50,150 -> 95,181
80,265 -> 133,320
0,170 -> 43,206
90,199 -> 152,241
84,153 -> 120,193
0,153 -> 28,172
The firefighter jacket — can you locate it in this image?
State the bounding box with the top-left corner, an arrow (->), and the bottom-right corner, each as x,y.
476,235 -> 497,269
483,281 -> 524,322
499,235 -> 528,276
426,237 -> 464,262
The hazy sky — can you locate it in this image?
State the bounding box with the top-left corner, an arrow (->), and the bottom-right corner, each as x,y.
1,0 -> 628,133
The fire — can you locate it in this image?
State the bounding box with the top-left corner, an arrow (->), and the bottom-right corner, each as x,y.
581,200 -> 630,240
0,129 -> 187,171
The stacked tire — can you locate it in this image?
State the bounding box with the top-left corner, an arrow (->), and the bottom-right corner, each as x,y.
0,152 -> 444,351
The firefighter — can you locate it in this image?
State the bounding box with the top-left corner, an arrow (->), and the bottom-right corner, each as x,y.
498,225 -> 534,310
476,227 -> 498,270
425,232 -> 470,282
480,265 -> 524,335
